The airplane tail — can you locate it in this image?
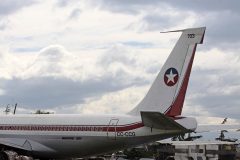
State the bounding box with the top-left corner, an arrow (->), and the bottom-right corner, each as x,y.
129,27 -> 206,117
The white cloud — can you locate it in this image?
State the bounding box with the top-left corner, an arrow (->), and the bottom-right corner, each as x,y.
195,48 -> 240,71
78,86 -> 148,114
0,46 -> 28,79
19,45 -> 101,81
0,43 -> 164,111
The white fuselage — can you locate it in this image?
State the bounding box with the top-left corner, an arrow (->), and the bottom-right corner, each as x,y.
0,114 -> 196,158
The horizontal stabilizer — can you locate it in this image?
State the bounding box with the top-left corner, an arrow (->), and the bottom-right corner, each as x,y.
141,111 -> 188,131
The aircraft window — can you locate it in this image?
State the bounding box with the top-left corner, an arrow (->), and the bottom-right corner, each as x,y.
62,137 -> 74,140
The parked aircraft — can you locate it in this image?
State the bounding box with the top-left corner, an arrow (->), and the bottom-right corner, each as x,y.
0,27 -> 206,159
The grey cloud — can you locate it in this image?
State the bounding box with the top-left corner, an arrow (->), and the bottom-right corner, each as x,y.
97,45 -> 150,86
189,94 -> 240,119
121,41 -> 153,48
55,0 -> 81,8
90,0 -> 240,50
140,10 -> 240,50
88,0 -> 154,15
51,0 -> 240,51
0,0 -> 36,16
68,8 -> 81,19
98,45 -> 136,67
11,47 -> 42,53
37,45 -> 68,61
0,75 -> 134,109
56,0 -> 69,7
0,19 -> 9,30
196,12 -> 240,49
140,11 -> 240,50
141,13 -> 188,31
185,68 -> 240,119
162,0 -> 240,13
92,0 -> 240,15
0,0 -> 36,32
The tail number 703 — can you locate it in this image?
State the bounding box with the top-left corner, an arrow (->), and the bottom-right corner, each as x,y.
187,34 -> 195,38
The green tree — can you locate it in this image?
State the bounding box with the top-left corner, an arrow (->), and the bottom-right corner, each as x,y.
34,109 -> 53,114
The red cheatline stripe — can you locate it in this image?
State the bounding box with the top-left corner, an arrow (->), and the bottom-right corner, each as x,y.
0,122 -> 144,132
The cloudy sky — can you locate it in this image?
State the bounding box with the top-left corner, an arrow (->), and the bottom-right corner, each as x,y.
0,0 -> 240,125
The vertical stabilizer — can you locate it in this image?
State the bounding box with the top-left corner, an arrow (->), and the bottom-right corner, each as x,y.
129,27 -> 206,116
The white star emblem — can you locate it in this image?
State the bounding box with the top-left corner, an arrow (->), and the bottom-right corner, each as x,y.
166,69 -> 177,84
